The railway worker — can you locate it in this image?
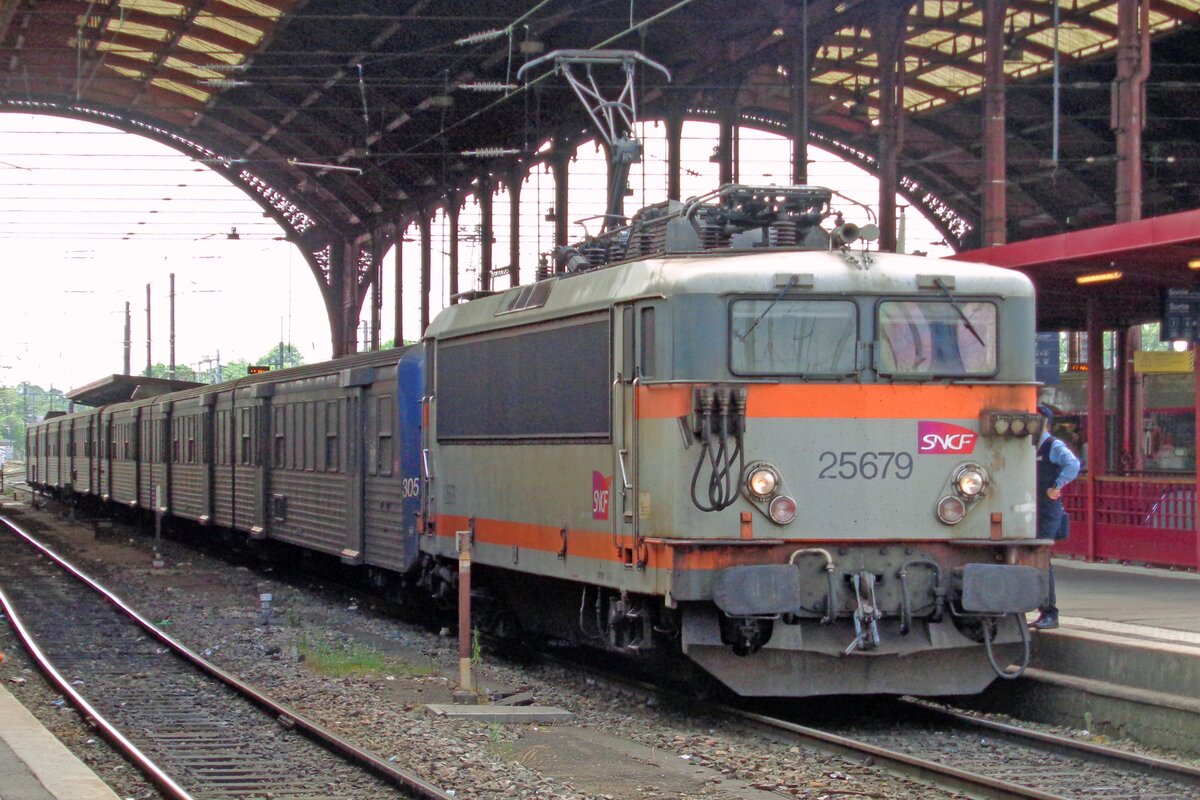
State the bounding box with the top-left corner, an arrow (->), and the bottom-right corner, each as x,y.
1030,404 -> 1081,631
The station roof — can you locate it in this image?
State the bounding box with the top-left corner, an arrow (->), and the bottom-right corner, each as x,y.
66,374 -> 203,407
3,1 -> 1200,254
954,207 -> 1200,331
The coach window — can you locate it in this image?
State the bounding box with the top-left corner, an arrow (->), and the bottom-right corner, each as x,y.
186,417 -> 196,464
325,401 -> 339,473
273,407 -> 285,468
377,395 -> 393,476
731,299 -> 858,376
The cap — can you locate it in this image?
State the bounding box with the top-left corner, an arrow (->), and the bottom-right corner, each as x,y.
1038,403 -> 1054,421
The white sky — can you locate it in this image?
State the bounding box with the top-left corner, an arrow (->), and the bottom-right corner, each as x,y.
0,113 -> 955,391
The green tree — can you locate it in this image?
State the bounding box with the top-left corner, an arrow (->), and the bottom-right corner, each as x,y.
147,363 -> 199,382
258,343 -> 304,370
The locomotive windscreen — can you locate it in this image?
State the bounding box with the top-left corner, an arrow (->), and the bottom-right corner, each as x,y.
436,315 -> 610,441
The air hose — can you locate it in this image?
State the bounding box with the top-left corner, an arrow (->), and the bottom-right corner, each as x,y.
689,388 -> 745,512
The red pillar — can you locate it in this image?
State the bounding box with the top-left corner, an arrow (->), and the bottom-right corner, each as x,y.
1194,348 -> 1200,568
1085,298 -> 1106,562
981,0 -> 1007,247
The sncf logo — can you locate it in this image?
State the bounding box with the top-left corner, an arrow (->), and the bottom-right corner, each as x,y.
918,421 -> 977,455
592,471 -> 611,520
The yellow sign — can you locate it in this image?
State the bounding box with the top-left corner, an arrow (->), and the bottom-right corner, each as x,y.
1134,350 -> 1195,374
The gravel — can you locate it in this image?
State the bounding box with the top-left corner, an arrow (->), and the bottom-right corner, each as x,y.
2,504 -> 960,799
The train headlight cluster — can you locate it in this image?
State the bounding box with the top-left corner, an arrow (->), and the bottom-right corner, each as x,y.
742,462 -> 796,526
983,410 -> 1043,438
936,463 -> 990,526
936,495 -> 967,525
954,464 -> 988,497
746,465 -> 780,498
768,495 -> 797,525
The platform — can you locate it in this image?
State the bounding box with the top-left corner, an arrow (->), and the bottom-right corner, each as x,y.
0,682 -> 121,800
968,557 -> 1200,755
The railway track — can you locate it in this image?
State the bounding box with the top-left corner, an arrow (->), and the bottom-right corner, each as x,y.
0,514 -> 455,800
729,699 -> 1200,800
548,650 -> 1200,800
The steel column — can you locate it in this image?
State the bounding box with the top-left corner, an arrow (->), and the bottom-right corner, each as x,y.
370,239 -> 382,351
718,106 -> 735,186
790,0 -> 810,186
982,0 -> 1007,247
550,147 -> 570,249
665,112 -> 684,200
508,168 -> 522,288
873,1 -> 908,253
1113,0 -> 1150,224
417,212 -> 432,335
393,216 -> 404,347
341,240 -> 360,355
447,195 -> 460,304
478,175 -> 494,292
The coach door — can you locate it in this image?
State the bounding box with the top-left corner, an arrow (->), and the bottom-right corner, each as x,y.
613,302 -> 654,568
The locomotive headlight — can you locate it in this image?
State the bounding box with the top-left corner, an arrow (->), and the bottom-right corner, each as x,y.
769,495 -> 797,525
954,464 -> 989,497
1009,416 -> 1027,436
746,465 -> 780,498
936,495 -> 967,525
991,415 -> 1011,435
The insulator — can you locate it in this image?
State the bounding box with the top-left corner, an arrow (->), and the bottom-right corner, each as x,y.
768,221 -> 798,247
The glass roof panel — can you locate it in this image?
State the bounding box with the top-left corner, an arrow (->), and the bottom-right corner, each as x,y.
120,0 -> 187,17
192,12 -> 266,46
177,34 -> 242,64
94,41 -> 156,62
224,0 -> 286,21
152,78 -> 212,104
163,57 -> 223,80
107,20 -> 171,42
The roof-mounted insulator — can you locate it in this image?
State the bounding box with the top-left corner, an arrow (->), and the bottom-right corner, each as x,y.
455,28 -> 507,46
461,148 -> 521,158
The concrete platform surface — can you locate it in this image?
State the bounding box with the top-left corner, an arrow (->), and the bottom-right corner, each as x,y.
1054,557 -> 1200,636
0,683 -> 120,800
425,703 -> 575,724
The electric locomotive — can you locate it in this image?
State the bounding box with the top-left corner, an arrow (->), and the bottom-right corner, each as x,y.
26,185 -> 1048,697
418,185 -> 1047,696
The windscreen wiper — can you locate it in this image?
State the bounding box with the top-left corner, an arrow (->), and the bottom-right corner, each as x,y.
737,274 -> 800,342
933,277 -> 985,348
